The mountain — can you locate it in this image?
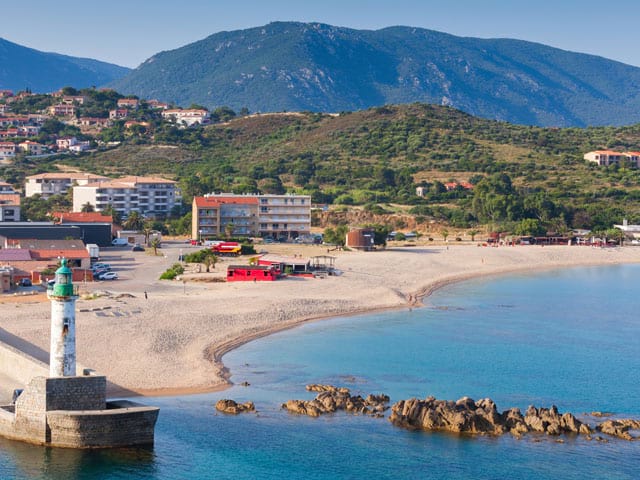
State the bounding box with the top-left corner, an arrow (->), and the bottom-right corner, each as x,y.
0,37 -> 130,93
109,22 -> 640,127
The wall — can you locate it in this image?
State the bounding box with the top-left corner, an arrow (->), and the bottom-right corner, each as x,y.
0,340 -> 48,385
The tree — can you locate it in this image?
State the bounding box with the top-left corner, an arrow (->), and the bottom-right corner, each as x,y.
514,218 -> 546,237
102,204 -> 121,225
150,237 -> 161,255
441,229 -> 449,242
123,211 -> 144,231
468,229 -> 480,241
141,222 -> 154,245
203,254 -> 218,272
323,225 -> 349,246
225,223 -> 234,239
81,202 -> 95,213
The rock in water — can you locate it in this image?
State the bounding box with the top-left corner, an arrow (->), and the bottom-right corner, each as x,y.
215,399 -> 255,414
283,385 -> 389,417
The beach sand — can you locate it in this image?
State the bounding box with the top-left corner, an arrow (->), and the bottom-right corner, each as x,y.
0,244 -> 638,396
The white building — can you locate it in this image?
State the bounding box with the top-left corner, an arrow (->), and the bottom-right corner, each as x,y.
73,176 -> 179,217
0,142 -> 16,159
584,150 -> 640,167
614,219 -> 640,239
25,173 -> 109,199
161,109 -> 210,127
0,181 -> 20,222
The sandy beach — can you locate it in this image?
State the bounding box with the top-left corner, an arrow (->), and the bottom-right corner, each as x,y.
1,243 -> 639,397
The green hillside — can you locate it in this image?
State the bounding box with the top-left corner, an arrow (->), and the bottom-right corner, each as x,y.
29,103 -> 640,234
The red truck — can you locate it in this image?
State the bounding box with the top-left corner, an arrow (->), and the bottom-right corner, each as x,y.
212,242 -> 242,256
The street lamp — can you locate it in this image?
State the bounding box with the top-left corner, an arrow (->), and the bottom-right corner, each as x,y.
198,229 -> 202,244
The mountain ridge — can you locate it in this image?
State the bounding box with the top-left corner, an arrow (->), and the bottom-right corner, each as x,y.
109,21 -> 640,127
0,37 -> 130,93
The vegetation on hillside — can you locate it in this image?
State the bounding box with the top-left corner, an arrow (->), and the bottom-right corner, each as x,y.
5,103 -> 640,236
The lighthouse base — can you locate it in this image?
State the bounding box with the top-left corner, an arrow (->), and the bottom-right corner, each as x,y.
0,374 -> 158,448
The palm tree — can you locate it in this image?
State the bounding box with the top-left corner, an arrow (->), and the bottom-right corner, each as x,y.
150,237 -> 161,256
441,229 -> 449,242
123,211 -> 144,231
81,202 -> 95,213
203,254 -> 218,272
225,223 -> 234,239
468,229 -> 480,242
141,222 -> 154,246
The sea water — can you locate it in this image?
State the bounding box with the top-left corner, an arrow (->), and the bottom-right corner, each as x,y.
1,265 -> 639,479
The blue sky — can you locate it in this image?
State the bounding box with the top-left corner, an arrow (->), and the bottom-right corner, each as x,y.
4,0 -> 639,68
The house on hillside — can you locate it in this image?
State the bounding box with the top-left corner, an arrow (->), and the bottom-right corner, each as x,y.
584,150 -> 640,167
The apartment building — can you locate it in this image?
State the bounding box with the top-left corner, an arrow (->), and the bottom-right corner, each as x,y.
73,176 -> 179,217
257,194 -> 312,240
192,196 -> 259,240
25,173 -> 109,199
192,193 -> 311,240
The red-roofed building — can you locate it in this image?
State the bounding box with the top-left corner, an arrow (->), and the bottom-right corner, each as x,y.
117,98 -> 139,109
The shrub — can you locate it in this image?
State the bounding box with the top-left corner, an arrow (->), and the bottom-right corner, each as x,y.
159,263 -> 184,280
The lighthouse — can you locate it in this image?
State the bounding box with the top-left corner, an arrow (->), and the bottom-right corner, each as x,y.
47,258 -> 78,377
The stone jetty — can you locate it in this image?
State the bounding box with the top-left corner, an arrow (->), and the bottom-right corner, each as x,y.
282,384 -> 389,417
389,396 -> 639,440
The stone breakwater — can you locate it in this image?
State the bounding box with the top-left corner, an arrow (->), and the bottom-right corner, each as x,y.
389,396 -> 640,440
281,384 -> 390,417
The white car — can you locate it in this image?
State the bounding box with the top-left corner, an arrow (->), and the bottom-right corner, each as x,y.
98,272 -> 118,280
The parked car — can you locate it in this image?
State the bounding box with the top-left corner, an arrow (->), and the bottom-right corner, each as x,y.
47,279 -> 55,288
131,244 -> 145,252
19,278 -> 32,287
98,272 -> 118,280
111,238 -> 129,246
92,263 -> 110,269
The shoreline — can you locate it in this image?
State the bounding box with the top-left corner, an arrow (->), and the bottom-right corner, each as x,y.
1,245 -> 639,398
201,250 -> 640,397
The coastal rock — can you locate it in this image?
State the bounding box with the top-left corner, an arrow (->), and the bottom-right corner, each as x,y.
596,419 -> 640,440
215,399 -> 255,415
283,385 -> 389,417
390,397 -> 604,438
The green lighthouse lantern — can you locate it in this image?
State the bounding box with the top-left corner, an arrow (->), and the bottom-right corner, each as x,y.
52,259 -> 74,297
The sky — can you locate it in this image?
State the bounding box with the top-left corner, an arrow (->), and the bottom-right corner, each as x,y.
3,0 -> 639,68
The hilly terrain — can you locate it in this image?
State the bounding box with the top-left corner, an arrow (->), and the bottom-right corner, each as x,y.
16,103 -> 639,234
111,21 -> 640,127
0,37 -> 130,92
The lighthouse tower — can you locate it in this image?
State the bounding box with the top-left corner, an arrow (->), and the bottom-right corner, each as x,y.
47,259 -> 78,377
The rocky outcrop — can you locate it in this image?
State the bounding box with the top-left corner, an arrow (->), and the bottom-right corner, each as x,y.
215,399 -> 255,415
282,385 -> 389,417
596,419 -> 640,440
389,396 -> 593,437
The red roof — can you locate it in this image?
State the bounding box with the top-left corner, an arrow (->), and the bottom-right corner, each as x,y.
53,211 -> 112,223
30,249 -> 89,260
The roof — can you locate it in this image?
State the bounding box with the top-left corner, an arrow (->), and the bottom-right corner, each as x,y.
53,212 -> 112,223
17,239 -> 86,251
0,193 -> 20,205
31,249 -> 90,260
258,254 -> 310,265
117,176 -> 176,185
591,150 -> 623,155
26,173 -> 109,181
0,249 -> 32,261
0,260 -> 52,274
194,196 -> 259,207
82,181 -> 134,189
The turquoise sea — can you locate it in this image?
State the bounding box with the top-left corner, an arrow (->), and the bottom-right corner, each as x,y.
1,264 -> 639,479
